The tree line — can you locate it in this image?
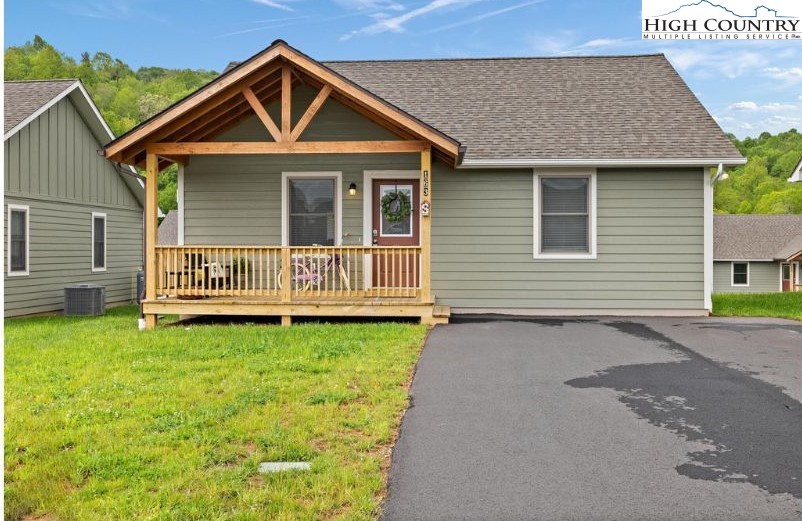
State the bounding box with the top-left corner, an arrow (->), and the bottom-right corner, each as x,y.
715,130 -> 802,214
5,36 -> 802,214
5,36 -> 219,211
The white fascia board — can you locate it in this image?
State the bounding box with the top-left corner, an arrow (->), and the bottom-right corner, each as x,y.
70,82 -> 115,142
459,158 -> 748,168
714,259 -> 773,262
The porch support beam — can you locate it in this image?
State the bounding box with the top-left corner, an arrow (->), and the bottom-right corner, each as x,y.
157,154 -> 189,166
420,146 -> 432,304
291,85 -> 332,141
242,86 -> 282,142
145,152 -> 159,329
147,141 -> 428,155
281,64 -> 292,140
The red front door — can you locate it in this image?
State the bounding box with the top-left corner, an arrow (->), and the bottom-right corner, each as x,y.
372,180 -> 420,289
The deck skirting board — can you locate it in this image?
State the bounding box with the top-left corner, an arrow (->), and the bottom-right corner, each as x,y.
142,299 -> 448,324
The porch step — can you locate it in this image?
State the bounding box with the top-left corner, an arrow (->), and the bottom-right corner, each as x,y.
433,305 -> 451,318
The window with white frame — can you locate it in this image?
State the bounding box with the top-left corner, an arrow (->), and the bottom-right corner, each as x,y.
533,170 -> 596,259
731,262 -> 749,286
92,213 -> 106,271
283,173 -> 341,246
8,205 -> 29,276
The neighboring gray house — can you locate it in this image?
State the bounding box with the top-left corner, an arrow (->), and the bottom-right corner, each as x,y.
158,210 -> 179,245
713,215 -> 802,293
4,80 -> 145,317
103,41 -> 747,327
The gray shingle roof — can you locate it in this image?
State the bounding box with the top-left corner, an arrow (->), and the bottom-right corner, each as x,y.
714,215 -> 802,260
4,80 -> 78,134
223,53 -> 741,163
323,55 -> 740,162
158,210 -> 179,245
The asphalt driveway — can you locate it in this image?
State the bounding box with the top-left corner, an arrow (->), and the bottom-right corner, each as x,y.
382,316 -> 802,521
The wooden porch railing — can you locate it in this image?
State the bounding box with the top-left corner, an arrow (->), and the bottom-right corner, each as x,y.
154,245 -> 422,300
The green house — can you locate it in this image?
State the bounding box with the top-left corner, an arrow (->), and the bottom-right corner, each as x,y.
103,41 -> 745,328
4,80 -> 144,317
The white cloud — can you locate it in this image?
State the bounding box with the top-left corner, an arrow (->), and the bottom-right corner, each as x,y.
427,0 -> 543,34
526,31 -> 575,55
721,105 -> 802,138
576,38 -> 629,50
761,102 -> 797,111
340,0 -> 479,40
251,0 -> 299,12
59,0 -> 168,22
661,49 -> 706,70
727,101 -> 797,112
335,0 -> 404,10
729,101 -> 758,111
526,32 -> 633,56
662,48 -> 764,80
763,67 -> 802,84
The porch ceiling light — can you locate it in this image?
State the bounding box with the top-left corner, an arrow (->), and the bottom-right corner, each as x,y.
349,182 -> 357,196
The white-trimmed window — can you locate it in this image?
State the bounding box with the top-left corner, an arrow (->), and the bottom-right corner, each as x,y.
533,169 -> 597,259
92,212 -> 107,272
7,205 -> 30,276
731,261 -> 749,286
281,172 -> 342,246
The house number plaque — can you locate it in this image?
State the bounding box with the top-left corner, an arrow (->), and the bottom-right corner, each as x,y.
422,170 -> 430,197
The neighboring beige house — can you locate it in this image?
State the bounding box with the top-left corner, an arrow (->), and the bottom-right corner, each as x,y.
4,80 -> 144,317
713,215 -> 802,293
103,40 -> 746,328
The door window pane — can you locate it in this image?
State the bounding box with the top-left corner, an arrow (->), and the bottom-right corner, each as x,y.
289,178 -> 335,246
10,209 -> 27,272
541,178 -> 589,252
380,185 -> 413,237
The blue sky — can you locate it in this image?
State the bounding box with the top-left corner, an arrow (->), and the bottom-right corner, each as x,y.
4,0 -> 801,138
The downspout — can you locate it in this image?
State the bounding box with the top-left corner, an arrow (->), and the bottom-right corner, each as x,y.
139,208 -> 146,330
711,163 -> 729,183
705,163 -> 727,313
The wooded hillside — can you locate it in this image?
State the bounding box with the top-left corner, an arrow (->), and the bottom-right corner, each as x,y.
715,130 -> 802,214
4,36 -> 801,214
5,36 -> 219,211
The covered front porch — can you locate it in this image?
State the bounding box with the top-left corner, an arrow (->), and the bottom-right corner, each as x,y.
105,41 -> 460,328
147,244 -> 449,325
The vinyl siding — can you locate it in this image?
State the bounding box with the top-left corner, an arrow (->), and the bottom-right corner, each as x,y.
4,96 -> 143,317
184,152 -> 417,245
431,167 -> 704,310
713,261 -> 779,293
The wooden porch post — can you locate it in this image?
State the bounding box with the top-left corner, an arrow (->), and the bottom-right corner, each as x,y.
144,152 -> 159,329
420,147 -> 432,304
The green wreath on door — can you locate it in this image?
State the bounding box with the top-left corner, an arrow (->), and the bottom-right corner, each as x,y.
380,191 -> 412,223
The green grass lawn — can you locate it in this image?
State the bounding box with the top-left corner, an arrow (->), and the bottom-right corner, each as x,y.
713,292 -> 802,321
4,306 -> 429,521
